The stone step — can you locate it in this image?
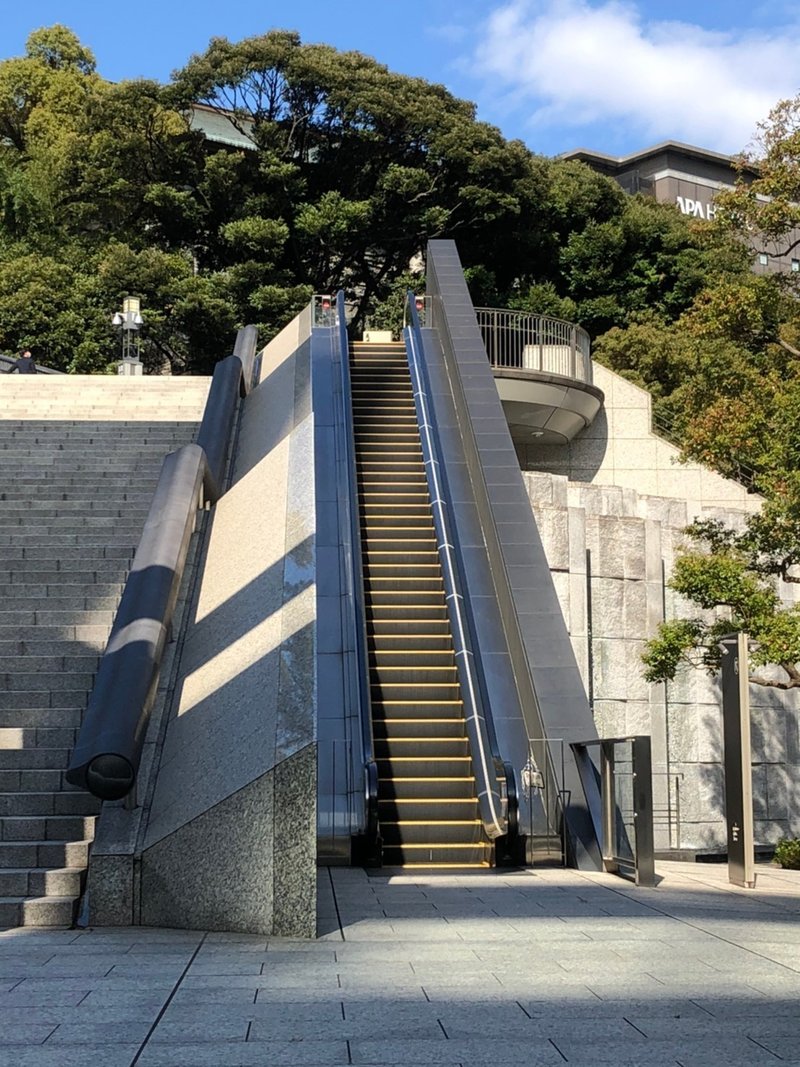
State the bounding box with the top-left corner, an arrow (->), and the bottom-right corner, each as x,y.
0,708 -> 83,729
0,770 -> 83,792
0,503 -> 151,516
0,584 -> 125,600
0,609 -> 114,626
0,690 -> 89,711
0,727 -> 78,749
0,837 -> 91,867
0,595 -> 122,612
0,814 -> 95,841
0,895 -> 78,927
0,625 -> 109,644
0,546 -> 135,563
1,655 -> 99,673
1,672 -> 95,693
0,866 -> 85,900
4,562 -> 128,578
0,794 -> 100,818
0,866 -> 84,898
0,534 -> 134,548
0,640 -> 101,657
0,523 -> 142,538
0,749 -> 71,771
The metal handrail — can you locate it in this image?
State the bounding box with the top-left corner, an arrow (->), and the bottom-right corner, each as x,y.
405,294 -> 508,841
333,290 -> 379,846
571,735 -> 655,887
650,409 -> 759,492
0,354 -> 64,375
66,326 -> 258,800
475,307 -> 592,383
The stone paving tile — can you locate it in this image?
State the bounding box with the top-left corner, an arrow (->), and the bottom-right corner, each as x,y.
136,1040 -> 349,1065
42,1021 -> 154,1045
0,860 -> 799,1067
0,1024 -> 57,1044
0,1046 -> 141,1067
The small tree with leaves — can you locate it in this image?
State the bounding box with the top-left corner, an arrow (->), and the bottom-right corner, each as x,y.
642,517 -> 800,690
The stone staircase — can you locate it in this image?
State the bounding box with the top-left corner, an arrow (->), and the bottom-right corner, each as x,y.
0,376 -> 209,926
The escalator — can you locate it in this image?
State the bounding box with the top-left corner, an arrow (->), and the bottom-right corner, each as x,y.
350,341 -> 492,867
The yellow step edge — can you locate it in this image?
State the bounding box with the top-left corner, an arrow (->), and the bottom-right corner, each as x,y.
380,820 -> 483,826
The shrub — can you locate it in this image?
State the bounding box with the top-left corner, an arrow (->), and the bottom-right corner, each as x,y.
774,838 -> 800,870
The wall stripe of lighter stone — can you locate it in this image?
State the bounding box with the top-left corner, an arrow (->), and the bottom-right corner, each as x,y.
525,470 -> 799,851
90,327 -> 317,934
518,363 -> 760,516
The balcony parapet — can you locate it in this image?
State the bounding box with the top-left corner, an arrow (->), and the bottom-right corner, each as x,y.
475,307 -> 603,445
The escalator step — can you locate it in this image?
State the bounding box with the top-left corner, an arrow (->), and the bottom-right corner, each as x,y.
381,843 -> 492,866
378,798 -> 479,819
372,718 -> 466,739
379,777 -> 477,800
376,755 -> 473,777
376,700 -> 465,718
374,739 -> 470,759
368,607 -> 449,621
369,650 -> 455,666
371,684 -> 461,702
369,635 -> 453,652
380,821 -> 484,846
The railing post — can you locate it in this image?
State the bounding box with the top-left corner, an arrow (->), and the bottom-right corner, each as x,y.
600,741 -> 616,873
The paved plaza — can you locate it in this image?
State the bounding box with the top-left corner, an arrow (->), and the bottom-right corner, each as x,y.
0,861 -> 798,1066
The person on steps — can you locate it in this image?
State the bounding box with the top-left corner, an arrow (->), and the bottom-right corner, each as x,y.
6,348 -> 36,374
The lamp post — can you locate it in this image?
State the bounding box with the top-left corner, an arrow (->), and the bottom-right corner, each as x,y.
113,295 -> 144,376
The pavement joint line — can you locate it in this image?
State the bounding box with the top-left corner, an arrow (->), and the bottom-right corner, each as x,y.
747,1035 -> 783,1059
327,866 -> 346,941
129,930 -> 208,1066
571,868 -> 800,977
549,1037 -> 568,1062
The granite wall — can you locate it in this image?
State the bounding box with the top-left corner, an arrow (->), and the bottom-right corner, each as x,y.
524,470 -> 800,851
88,309 -> 318,935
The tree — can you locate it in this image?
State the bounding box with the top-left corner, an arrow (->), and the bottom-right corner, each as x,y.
642,518 -> 800,690
170,30 -> 553,325
714,95 -> 800,266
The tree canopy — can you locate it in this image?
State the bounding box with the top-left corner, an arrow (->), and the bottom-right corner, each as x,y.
0,24 -> 725,373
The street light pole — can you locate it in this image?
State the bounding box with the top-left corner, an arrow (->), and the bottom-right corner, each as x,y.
113,295 -> 144,376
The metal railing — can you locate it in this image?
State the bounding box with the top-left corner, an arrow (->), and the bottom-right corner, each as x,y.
650,408 -> 759,493
571,735 -> 655,886
66,326 -> 259,801
525,738 -> 567,864
653,772 -> 683,851
475,308 -> 592,383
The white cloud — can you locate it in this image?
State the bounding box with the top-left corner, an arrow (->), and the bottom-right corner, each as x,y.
471,0 -> 800,152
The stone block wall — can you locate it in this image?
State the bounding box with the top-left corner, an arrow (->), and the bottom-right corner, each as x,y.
524,470 -> 800,851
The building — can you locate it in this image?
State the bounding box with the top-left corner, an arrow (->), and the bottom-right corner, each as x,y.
562,141 -> 800,277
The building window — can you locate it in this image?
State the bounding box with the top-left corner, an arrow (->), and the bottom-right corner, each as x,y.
792,259 -> 800,273
758,253 -> 769,266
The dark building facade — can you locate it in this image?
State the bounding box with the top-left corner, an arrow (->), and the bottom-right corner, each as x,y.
562,141 -> 800,277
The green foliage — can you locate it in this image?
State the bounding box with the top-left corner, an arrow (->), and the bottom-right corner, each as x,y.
774,838 -> 800,869
0,23 -> 783,384
643,520 -> 800,689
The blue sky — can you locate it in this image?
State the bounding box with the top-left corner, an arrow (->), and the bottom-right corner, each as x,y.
5,1 -> 800,157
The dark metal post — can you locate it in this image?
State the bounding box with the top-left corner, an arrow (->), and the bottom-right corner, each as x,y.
720,633 -> 756,888
631,736 -> 655,887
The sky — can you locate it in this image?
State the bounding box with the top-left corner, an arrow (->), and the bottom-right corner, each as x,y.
4,0 -> 800,158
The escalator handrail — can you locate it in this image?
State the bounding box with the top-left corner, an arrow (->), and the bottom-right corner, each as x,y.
405,298 -> 508,841
66,327 -> 258,800
334,291 -> 378,841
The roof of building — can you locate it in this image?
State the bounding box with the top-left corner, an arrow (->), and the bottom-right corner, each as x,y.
560,140 -> 755,176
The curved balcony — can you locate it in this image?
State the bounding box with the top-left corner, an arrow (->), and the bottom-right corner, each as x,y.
476,308 -> 604,446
